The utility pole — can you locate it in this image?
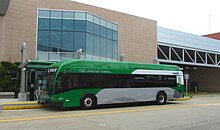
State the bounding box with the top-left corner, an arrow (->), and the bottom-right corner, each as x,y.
18,42 -> 27,101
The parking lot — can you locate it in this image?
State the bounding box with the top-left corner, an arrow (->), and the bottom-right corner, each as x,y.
0,94 -> 220,130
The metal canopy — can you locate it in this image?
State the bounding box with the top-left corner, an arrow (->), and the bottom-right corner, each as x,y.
158,44 -> 220,68
157,27 -> 220,68
19,60 -> 55,70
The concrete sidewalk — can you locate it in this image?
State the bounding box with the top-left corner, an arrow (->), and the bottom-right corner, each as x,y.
0,99 -> 44,110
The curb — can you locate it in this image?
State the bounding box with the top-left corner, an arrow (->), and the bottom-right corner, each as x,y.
0,102 -> 44,110
176,97 -> 191,101
1,101 -> 38,105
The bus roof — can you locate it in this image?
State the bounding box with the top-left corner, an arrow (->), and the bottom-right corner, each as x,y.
48,60 -> 181,74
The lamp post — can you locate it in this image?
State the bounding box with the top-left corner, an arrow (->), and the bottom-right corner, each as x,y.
18,42 -> 27,101
153,57 -> 159,64
75,48 -> 82,59
119,53 -> 125,62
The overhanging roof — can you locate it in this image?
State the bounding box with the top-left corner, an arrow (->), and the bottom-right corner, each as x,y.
19,60 -> 55,70
0,0 -> 10,16
157,27 -> 220,68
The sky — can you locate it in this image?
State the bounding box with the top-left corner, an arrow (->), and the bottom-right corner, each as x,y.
72,0 -> 220,36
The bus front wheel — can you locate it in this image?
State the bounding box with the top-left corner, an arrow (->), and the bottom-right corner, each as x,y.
156,92 -> 167,105
80,95 -> 97,110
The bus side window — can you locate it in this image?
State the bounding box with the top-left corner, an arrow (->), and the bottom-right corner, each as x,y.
165,75 -> 176,87
111,74 -> 132,88
133,75 -> 176,88
134,75 -> 147,87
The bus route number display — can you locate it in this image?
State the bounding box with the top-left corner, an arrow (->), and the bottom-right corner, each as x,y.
48,68 -> 57,73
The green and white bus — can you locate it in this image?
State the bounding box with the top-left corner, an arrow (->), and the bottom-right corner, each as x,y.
38,60 -> 184,109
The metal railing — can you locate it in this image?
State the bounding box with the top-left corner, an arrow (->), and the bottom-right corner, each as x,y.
37,51 -> 86,61
37,51 -> 117,61
158,44 -> 220,68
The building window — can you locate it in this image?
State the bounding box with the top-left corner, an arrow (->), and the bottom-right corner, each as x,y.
38,18 -> 50,30
50,31 -> 62,51
51,10 -> 62,18
37,9 -> 118,61
62,19 -> 74,31
38,10 -> 50,18
74,20 -> 86,31
50,19 -> 62,31
62,32 -> 74,51
74,32 -> 86,51
63,11 -> 74,19
75,12 -> 86,20
86,13 -> 93,22
86,21 -> 93,33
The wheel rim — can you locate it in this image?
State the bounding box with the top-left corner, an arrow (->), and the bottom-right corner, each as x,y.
84,97 -> 93,107
158,95 -> 165,103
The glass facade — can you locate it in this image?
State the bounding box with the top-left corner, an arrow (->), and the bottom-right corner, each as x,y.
37,9 -> 118,61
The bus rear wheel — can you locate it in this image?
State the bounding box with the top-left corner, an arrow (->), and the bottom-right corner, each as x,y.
156,92 -> 167,105
80,95 -> 97,110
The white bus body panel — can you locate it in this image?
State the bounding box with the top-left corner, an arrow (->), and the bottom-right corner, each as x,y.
96,88 -> 175,105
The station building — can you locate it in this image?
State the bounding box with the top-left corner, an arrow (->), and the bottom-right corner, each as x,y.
0,0 -> 220,92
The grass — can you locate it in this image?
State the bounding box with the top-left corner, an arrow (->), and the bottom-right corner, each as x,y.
184,93 -> 193,98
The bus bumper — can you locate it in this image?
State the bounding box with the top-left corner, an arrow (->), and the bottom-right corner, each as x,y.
173,90 -> 184,98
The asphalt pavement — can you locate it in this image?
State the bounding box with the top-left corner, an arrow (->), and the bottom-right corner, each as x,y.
0,94 -> 220,130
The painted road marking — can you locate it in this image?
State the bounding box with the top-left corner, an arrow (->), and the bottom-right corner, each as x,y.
0,103 -> 219,123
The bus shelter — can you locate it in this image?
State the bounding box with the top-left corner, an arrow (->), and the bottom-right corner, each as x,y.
19,60 -> 55,101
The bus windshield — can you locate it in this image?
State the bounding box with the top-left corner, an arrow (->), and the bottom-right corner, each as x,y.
41,72 -> 55,95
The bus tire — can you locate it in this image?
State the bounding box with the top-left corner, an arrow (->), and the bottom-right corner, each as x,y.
156,92 -> 167,105
80,95 -> 97,110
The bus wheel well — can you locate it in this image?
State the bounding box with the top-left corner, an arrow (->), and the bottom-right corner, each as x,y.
157,91 -> 167,96
81,93 -> 97,101
156,91 -> 167,105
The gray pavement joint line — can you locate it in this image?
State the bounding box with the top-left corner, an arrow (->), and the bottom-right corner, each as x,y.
0,103 -> 219,123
